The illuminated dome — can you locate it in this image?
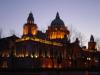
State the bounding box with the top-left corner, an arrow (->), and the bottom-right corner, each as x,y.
46,12 -> 70,40
51,12 -> 65,27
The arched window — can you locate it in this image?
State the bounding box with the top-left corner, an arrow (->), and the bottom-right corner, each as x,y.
23,26 -> 28,35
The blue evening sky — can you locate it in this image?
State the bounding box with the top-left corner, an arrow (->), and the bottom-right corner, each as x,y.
0,0 -> 100,44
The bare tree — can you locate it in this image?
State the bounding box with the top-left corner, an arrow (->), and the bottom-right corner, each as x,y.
95,38 -> 100,51
10,29 -> 15,36
75,32 -> 86,47
69,25 -> 86,47
0,28 -> 2,38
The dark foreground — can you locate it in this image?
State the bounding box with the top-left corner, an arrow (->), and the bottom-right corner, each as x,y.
0,68 -> 100,75
0,71 -> 99,75
0,71 -> 100,75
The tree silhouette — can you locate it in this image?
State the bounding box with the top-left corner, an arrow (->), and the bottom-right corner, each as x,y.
0,28 -> 2,38
96,38 -> 100,50
69,25 -> 86,47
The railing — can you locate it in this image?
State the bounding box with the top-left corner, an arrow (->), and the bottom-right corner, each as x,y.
16,37 -> 63,46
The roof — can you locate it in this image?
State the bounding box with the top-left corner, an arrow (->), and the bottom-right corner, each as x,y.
51,12 -> 65,27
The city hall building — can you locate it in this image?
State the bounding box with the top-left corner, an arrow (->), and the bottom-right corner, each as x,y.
0,12 -> 100,69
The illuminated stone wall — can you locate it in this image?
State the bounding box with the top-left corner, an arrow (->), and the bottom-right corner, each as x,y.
46,26 -> 70,39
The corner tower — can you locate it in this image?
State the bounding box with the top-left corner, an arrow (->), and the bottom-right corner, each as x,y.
23,12 -> 37,37
88,35 -> 97,50
46,12 -> 70,39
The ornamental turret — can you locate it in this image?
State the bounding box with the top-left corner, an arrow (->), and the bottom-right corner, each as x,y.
88,35 -> 97,50
23,12 -> 37,37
